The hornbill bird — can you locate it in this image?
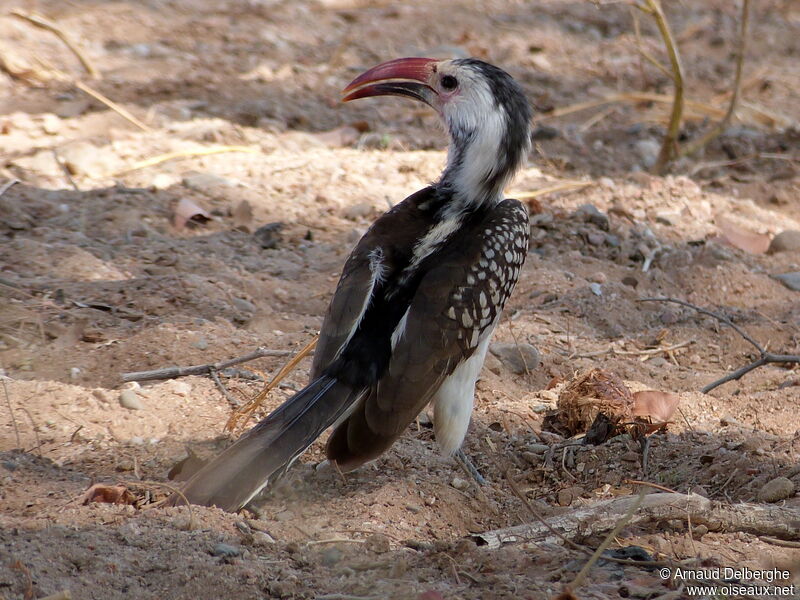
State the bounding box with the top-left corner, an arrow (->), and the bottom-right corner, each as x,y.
168,57 -> 532,512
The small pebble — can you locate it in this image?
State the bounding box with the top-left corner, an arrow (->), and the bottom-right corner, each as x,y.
489,342 -> 540,374
589,282 -> 603,296
252,531 -> 276,546
757,477 -> 795,503
211,543 -> 242,558
450,477 -> 469,491
342,202 -> 373,220
772,272 -> 800,292
589,272 -> 607,284
598,177 -> 615,189
767,230 -> 800,254
527,443 -> 550,454
119,389 -> 144,410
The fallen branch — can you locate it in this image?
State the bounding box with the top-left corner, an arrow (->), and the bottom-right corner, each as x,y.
469,492 -> 800,549
121,347 -> 294,383
11,9 -> 99,79
638,297 -> 800,393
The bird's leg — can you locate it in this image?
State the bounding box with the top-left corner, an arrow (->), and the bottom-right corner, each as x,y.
454,448 -> 487,485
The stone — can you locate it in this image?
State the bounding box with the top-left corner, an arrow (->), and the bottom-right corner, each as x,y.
252,531 -> 276,546
634,138 -> 661,168
211,543 -> 242,558
60,141 -> 122,178
253,222 -> 284,249
772,272 -> 800,292
768,230 -> 800,254
183,171 -> 234,191
119,389 -> 144,410
450,477 -> 469,491
757,477 -> 795,503
342,202 -> 374,220
573,204 -> 609,231
489,342 -> 540,374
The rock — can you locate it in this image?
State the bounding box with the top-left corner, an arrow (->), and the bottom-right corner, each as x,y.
598,177 -> 615,189
527,443 -> 550,454
757,477 -> 795,503
586,231 -> 605,246
151,173 -> 179,189
183,172 -> 234,190
772,272 -> 800,292
768,230 -> 800,254
232,297 -> 256,313
589,272 -> 607,284
60,141 -> 122,178
573,204 -> 609,231
489,342 -> 540,374
252,531 -> 276,546
589,282 -> 602,296
655,210 -> 680,226
634,138 -> 661,168
211,543 -> 242,558
119,389 -> 144,410
557,486 -> 583,506
719,414 -> 742,427
342,202 -> 374,220
41,113 -> 62,135
253,222 -> 284,249
450,477 -> 469,491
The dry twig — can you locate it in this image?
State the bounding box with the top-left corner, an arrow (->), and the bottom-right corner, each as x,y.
226,335 -> 319,432
2,378 -> 21,449
510,180 -> 592,200
639,297 -> 800,393
114,146 -> 261,175
0,178 -> 20,198
121,346 -> 294,383
11,9 -> 99,78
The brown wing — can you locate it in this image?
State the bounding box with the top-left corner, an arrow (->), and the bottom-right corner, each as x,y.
327,199 -> 529,469
310,187 -> 438,379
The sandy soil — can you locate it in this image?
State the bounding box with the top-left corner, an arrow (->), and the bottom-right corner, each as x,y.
1,1 -> 799,598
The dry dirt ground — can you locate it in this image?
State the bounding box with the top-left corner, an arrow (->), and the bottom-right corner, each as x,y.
1,1 -> 800,598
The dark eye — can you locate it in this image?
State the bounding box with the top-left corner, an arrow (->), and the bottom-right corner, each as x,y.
441,75 -> 458,90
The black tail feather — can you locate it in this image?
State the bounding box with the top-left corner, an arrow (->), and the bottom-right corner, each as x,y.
166,375 -> 358,512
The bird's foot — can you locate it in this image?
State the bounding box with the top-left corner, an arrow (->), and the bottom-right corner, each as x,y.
454,448 -> 487,486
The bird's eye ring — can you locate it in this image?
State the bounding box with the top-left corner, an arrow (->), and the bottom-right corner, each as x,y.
440,75 -> 458,90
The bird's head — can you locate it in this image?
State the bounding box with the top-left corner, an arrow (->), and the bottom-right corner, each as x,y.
343,57 -> 532,209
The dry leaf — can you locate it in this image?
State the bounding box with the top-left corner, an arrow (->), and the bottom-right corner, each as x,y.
716,216 -> 770,254
173,197 -> 211,229
632,390 -> 680,423
83,484 -> 136,505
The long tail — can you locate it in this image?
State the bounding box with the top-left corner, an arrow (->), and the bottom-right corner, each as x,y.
166,375 -> 360,512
